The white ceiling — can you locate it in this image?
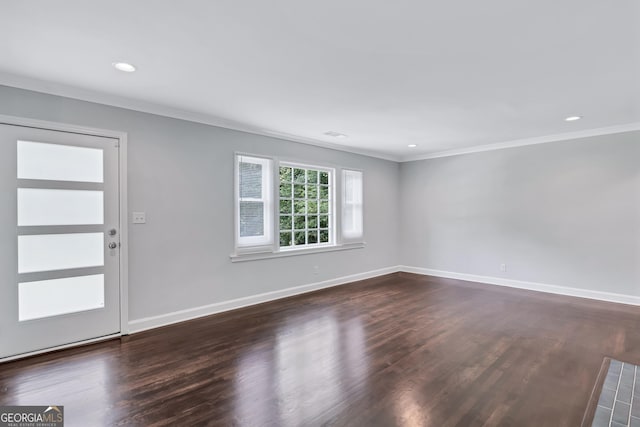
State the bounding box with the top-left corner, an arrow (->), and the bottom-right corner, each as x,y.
1,0 -> 639,161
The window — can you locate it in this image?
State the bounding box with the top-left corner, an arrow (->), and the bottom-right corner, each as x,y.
278,164 -> 333,249
236,155 -> 273,250
342,169 -> 363,242
233,153 -> 363,258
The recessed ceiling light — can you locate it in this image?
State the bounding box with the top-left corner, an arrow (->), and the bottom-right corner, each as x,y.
565,116 -> 582,122
324,131 -> 347,138
408,144 -> 417,148
112,62 -> 136,73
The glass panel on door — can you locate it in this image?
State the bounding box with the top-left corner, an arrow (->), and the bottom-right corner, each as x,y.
17,140 -> 104,182
18,233 -> 104,273
19,274 -> 105,322
18,188 -> 104,226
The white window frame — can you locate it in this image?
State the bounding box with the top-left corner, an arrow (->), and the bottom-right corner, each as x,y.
341,169 -> 364,244
234,154 -> 274,253
232,153 -> 364,261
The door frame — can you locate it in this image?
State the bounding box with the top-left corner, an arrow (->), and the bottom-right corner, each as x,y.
0,113 -> 129,360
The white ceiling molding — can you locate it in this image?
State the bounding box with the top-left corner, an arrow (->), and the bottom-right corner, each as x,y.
4,72 -> 638,164
0,73 -> 401,162
400,122 -> 640,162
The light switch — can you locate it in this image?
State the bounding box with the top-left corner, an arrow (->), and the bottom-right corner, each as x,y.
132,212 -> 146,224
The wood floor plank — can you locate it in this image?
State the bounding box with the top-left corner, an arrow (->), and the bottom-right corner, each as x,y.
1,273 -> 639,426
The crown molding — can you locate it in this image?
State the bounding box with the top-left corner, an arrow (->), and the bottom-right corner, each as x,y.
2,72 -> 637,164
0,72 -> 400,162
401,122 -> 640,162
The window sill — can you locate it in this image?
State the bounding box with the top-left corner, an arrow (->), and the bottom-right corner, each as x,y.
230,242 -> 365,263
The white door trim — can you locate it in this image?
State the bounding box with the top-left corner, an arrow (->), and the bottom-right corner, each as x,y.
0,113 -> 130,341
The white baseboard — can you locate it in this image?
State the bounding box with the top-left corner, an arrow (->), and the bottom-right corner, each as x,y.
129,264 -> 638,335
128,266 -> 400,334
399,266 -> 640,306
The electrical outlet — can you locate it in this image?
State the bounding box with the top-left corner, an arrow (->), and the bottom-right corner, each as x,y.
500,263 -> 507,272
313,265 -> 319,275
132,212 -> 146,224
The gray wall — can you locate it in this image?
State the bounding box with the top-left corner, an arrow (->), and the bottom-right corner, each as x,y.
0,85 -> 401,321
400,132 -> 640,296
2,83 -> 638,324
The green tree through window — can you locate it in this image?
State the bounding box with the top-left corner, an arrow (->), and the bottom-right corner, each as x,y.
279,165 -> 331,248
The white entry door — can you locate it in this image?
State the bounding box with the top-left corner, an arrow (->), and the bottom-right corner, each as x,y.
0,123 -> 121,359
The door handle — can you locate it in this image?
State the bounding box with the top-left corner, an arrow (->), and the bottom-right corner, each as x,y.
108,242 -> 118,249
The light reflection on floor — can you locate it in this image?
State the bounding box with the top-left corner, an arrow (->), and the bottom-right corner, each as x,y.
234,310 -> 369,426
10,354 -> 113,425
394,384 -> 431,427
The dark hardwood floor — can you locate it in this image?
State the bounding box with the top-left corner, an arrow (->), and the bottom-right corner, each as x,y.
2,273 -> 640,426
